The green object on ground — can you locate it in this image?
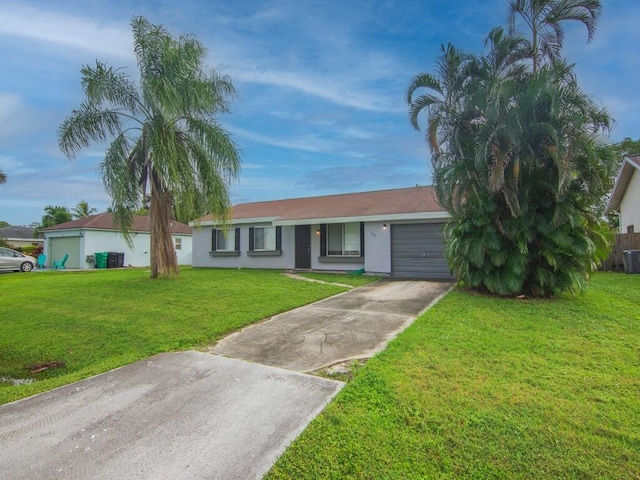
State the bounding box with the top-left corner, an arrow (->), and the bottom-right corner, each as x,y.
348,268 -> 365,275
94,252 -> 108,269
52,254 -> 68,270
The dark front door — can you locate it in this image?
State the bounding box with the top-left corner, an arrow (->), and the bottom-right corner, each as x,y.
295,225 -> 311,269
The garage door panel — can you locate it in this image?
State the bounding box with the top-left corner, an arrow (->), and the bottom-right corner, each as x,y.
49,237 -> 81,269
391,223 -> 452,280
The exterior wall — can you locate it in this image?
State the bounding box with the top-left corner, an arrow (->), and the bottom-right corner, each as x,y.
44,229 -> 192,269
364,221 -> 391,274
192,219 -> 448,276
191,224 -> 295,270
620,169 -> 640,233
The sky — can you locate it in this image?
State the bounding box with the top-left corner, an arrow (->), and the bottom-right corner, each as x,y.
0,0 -> 638,226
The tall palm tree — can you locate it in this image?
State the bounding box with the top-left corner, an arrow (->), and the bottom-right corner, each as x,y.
59,17 -> 240,278
507,0 -> 601,73
0,170 -> 6,184
71,200 -> 97,219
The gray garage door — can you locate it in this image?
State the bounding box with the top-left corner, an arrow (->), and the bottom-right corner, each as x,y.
49,236 -> 81,269
391,223 -> 452,280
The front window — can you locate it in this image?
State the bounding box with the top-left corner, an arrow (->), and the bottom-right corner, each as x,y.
215,229 -> 235,251
175,237 -> 182,250
327,223 -> 360,256
253,227 -> 276,251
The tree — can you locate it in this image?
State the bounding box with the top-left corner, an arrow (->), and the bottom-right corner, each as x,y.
0,221 -> 9,228
40,205 -> 72,228
507,0 -> 601,73
611,137 -> 640,160
59,17 -> 240,278
0,170 -> 6,184
407,22 -> 615,296
71,200 -> 98,219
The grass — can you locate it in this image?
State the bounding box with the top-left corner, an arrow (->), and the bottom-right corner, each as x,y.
266,273 -> 640,479
0,267 -> 346,405
297,272 -> 381,287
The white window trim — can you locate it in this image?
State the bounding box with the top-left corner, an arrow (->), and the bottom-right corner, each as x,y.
253,226 -> 276,251
327,222 -> 361,257
216,228 -> 235,252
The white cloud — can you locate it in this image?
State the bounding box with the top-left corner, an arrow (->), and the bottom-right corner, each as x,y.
0,4 -> 132,59
0,93 -> 21,120
231,67 -> 398,113
230,124 -> 340,153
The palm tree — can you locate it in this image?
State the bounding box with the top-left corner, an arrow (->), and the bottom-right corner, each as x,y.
507,0 -> 601,73
59,17 -> 240,278
407,26 -> 614,296
71,200 -> 97,219
0,170 -> 6,184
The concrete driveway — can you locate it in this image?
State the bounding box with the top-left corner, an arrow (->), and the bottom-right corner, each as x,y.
0,278 -> 451,479
0,352 -> 343,480
211,279 -> 453,372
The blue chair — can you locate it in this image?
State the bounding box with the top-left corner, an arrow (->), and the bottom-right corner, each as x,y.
37,254 -> 46,269
53,254 -> 69,270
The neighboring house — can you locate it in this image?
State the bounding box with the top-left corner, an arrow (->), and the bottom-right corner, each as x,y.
191,186 -> 453,280
41,213 -> 192,269
609,155 -> 640,233
0,225 -> 43,249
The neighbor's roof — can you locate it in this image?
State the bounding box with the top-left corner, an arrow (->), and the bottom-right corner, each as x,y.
0,225 -> 40,240
609,155 -> 640,211
41,213 -> 192,235
194,186 -> 448,226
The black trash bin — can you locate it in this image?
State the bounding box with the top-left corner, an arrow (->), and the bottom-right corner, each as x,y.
107,252 -> 122,268
107,252 -> 117,268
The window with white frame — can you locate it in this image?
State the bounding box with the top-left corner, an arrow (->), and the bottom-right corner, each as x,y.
327,222 -> 360,256
253,226 -> 276,251
174,237 -> 182,250
214,228 -> 235,251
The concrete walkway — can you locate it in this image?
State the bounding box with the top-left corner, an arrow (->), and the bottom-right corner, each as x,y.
211,279 -> 453,372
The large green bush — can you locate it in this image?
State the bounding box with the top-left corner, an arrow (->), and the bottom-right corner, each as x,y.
407,9 -> 616,296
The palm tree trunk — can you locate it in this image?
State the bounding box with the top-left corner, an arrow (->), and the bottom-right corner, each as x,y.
149,172 -> 179,278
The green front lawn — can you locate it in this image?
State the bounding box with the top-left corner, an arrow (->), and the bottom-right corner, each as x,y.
267,273 -> 640,479
297,272 -> 381,287
0,268 -> 346,405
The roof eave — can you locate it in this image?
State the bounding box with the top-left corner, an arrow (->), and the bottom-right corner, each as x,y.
608,157 -> 640,211
189,216 -> 281,227
274,211 -> 451,226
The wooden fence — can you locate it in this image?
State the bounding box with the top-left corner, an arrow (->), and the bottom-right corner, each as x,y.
600,233 -> 640,272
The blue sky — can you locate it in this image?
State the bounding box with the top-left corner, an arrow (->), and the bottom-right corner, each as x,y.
0,0 -> 638,226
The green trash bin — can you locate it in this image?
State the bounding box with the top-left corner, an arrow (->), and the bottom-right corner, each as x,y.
95,252 -> 108,269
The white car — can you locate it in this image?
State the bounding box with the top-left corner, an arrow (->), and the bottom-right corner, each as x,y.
0,247 -> 36,272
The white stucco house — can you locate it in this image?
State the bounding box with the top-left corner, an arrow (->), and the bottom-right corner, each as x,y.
190,186 -> 453,280
41,213 -> 192,269
609,154 -> 640,233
